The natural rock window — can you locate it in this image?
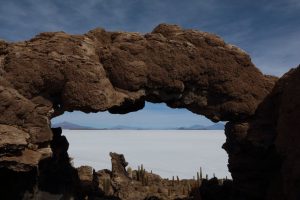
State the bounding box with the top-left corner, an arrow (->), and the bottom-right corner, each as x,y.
51,102 -> 229,179
1,24 -> 298,200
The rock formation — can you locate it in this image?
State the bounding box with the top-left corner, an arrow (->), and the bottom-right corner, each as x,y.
257,66 -> 300,200
0,23 -> 298,200
87,152 -> 235,200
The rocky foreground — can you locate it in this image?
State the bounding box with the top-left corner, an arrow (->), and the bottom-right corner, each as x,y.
0,24 -> 299,199
29,127 -> 234,200
78,152 -> 233,200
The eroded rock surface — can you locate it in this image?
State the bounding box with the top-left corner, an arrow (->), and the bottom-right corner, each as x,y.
0,23 -> 297,200
0,23 -> 274,171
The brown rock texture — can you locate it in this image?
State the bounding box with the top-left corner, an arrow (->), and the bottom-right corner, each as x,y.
222,66 -> 300,200
1,23 -> 297,200
0,23 -> 274,171
273,67 -> 300,200
94,152 -> 234,200
110,152 -> 131,182
257,66 -> 300,200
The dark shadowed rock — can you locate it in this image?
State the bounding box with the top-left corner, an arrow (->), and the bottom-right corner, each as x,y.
263,66 -> 300,200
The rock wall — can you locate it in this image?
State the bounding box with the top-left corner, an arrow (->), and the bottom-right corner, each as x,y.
223,66 -> 300,200
263,67 -> 300,200
0,24 -> 297,200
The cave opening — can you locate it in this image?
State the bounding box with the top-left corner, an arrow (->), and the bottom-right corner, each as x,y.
51,102 -> 230,180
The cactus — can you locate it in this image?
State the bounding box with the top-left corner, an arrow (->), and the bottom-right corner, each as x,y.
145,175 -> 149,186
213,173 -> 216,178
176,176 -> 180,184
196,179 -> 199,187
127,166 -> 133,178
172,176 -> 175,186
137,164 -> 147,185
200,167 -> 203,180
187,182 -> 191,193
206,174 -> 208,180
137,165 -> 144,181
103,177 -> 110,195
137,166 -> 140,181
196,171 -> 203,187
141,174 -> 148,186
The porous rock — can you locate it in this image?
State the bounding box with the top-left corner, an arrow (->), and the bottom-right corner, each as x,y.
0,23 -> 275,172
1,23 -> 297,200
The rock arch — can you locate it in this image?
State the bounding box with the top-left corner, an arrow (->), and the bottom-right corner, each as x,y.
0,24 -> 297,200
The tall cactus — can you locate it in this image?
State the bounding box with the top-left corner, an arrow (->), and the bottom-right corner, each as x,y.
137,164 -> 147,185
197,168 -> 203,187
200,167 -> 203,180
172,176 -> 175,187
103,177 -> 110,195
187,182 -> 191,193
137,165 -> 141,181
127,166 -> 133,179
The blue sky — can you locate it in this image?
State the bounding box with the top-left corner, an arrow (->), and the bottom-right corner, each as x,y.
52,103 -> 209,129
1,0 -> 299,128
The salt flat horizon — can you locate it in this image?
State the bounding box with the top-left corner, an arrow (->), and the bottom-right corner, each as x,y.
63,130 -> 231,179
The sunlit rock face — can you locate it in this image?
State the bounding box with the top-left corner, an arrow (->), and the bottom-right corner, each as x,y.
0,24 -> 298,200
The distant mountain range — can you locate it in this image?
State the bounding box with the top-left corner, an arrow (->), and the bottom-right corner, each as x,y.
52,121 -> 225,130
52,121 -> 99,130
177,123 -> 225,130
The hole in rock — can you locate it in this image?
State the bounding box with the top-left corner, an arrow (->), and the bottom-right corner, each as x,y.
51,102 -> 230,179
